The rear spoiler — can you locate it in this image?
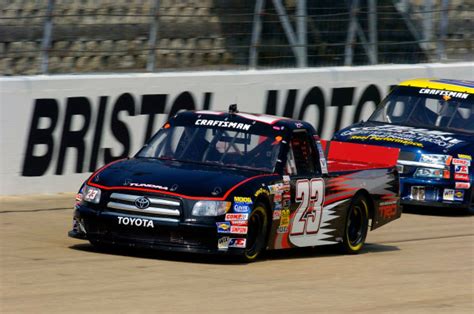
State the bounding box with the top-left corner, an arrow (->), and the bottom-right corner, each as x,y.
320,140 -> 400,168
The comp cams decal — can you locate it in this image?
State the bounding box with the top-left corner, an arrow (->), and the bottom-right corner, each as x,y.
225,213 -> 248,221
452,158 -> 471,166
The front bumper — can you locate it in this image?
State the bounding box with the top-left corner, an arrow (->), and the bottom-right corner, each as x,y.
69,205 -> 244,255
400,177 -> 473,209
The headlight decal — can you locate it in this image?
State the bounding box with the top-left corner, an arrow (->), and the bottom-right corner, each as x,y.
414,168 -> 444,178
83,185 -> 102,204
419,154 -> 452,166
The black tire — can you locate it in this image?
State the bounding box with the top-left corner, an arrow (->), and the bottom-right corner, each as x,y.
340,194 -> 369,254
242,204 -> 269,262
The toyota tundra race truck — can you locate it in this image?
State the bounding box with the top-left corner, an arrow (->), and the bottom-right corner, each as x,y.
69,106 -> 401,261
333,79 -> 473,212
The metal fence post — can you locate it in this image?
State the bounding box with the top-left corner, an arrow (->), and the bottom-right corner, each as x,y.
368,0 -> 378,64
344,0 -> 359,66
422,0 -> 433,51
147,0 -> 160,72
40,0 -> 55,74
296,0 -> 307,67
249,0 -> 265,69
437,0 -> 449,61
272,0 -> 304,67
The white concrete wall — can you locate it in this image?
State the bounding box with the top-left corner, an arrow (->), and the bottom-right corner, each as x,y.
1,63 -> 473,195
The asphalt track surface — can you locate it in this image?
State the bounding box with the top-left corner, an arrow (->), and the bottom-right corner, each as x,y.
1,194 -> 473,313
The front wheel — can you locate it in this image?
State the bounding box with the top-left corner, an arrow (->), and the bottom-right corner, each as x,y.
340,195 -> 369,254
242,204 -> 268,262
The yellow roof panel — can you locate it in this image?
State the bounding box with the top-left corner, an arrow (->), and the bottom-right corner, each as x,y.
398,78 -> 474,94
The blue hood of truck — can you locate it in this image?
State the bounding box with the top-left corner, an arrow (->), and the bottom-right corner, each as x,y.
333,122 -> 474,156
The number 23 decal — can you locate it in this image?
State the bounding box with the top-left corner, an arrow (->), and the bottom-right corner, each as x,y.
289,179 -> 325,246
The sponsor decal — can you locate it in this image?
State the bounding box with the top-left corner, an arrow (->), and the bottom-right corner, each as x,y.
316,141 -> 325,156
216,222 -> 231,233
340,125 -> 463,149
254,188 -> 270,197
273,202 -> 282,210
455,182 -> 470,189
268,184 -> 281,194
283,199 -> 291,208
273,193 -> 282,202
378,200 -> 398,219
228,238 -> 246,248
75,193 -> 83,202
443,189 -> 455,201
349,135 -> 423,147
282,184 -> 291,192
458,154 -> 472,161
129,182 -> 169,190
455,165 -> 469,174
283,191 -> 291,199
452,158 -> 470,166
117,216 -> 154,228
379,204 -> 397,218
233,203 -> 251,213
233,196 -> 253,204
418,88 -> 469,99
454,190 -> 464,201
279,209 -> 290,227
225,213 -> 248,221
320,158 -> 328,174
295,122 -> 304,128
283,175 -> 290,184
231,220 -> 248,226
454,173 -> 470,181
277,226 -> 289,234
218,236 -> 230,250
273,209 -> 282,220
230,226 -> 248,234
195,119 -> 251,131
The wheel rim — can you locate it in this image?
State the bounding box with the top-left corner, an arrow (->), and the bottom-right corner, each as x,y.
245,207 -> 267,259
347,203 -> 364,247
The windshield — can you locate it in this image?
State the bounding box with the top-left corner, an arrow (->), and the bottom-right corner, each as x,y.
137,121 -> 284,172
369,86 -> 473,133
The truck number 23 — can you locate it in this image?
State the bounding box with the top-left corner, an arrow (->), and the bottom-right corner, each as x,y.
290,179 -> 325,244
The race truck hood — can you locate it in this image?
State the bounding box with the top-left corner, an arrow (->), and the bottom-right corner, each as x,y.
333,122 -> 473,154
87,158 -> 268,199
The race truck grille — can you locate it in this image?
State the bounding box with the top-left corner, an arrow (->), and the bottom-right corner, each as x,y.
107,193 -> 181,221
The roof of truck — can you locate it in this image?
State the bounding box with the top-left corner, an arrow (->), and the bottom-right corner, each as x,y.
398,78 -> 474,93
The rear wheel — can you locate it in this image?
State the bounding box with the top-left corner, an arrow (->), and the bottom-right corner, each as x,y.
340,195 -> 369,254
242,204 -> 268,262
